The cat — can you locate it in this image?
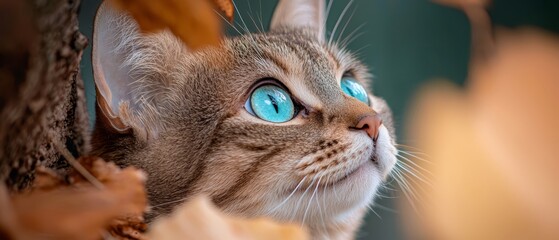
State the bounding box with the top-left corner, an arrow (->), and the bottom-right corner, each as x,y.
90,0 -> 397,239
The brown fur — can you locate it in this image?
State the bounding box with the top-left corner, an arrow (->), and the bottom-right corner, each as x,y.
91,1 -> 397,239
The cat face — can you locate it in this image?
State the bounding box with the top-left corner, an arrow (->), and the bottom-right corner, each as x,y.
91,0 -> 397,238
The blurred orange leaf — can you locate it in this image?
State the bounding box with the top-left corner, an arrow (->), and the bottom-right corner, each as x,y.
402,28 -> 559,240
109,0 -> 234,49
1,157 -> 147,240
148,196 -> 309,240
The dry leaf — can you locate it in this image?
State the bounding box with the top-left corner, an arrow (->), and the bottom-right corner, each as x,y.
148,196 -> 309,240
0,157 -> 147,240
108,216 -> 148,240
213,0 -> 234,22
30,166 -> 65,191
0,184 -> 19,239
108,0 -> 233,49
402,28 -> 559,240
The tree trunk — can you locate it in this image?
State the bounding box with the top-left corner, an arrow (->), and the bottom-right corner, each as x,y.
0,0 -> 89,190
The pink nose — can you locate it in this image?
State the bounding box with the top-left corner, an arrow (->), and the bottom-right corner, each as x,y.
354,115 -> 382,140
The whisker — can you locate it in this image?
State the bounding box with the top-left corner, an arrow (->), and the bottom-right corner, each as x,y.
323,174 -> 344,235
375,192 -> 397,199
215,10 -> 242,35
396,143 -> 424,150
396,161 -> 432,187
396,144 -> 430,156
349,41 -> 370,56
397,140 -> 422,144
291,177 -> 317,222
331,175 -> 341,201
395,162 -> 431,199
380,182 -> 398,192
231,0 -> 250,34
394,166 -> 431,213
373,203 -> 398,214
322,175 -> 331,208
396,143 -> 427,155
268,175 -> 308,214
339,22 -> 366,47
258,0 -> 265,32
367,205 -> 382,219
302,176 -> 322,226
318,175 -> 329,237
396,157 -> 434,185
321,0 -> 335,40
335,6 -> 357,45
382,176 -> 399,189
397,153 -> 434,177
245,0 -> 262,33
393,168 -> 423,204
398,149 -> 432,163
392,170 -> 420,214
329,0 -> 354,46
221,3 -> 265,60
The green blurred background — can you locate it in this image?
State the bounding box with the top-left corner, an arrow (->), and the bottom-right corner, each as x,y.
78,1 -> 558,239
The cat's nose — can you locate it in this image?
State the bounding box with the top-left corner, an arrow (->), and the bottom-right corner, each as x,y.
353,115 -> 382,141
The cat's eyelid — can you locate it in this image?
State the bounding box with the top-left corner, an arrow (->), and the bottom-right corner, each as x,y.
342,70 -> 355,78
252,78 -> 316,113
243,78 -> 293,102
339,70 -> 371,90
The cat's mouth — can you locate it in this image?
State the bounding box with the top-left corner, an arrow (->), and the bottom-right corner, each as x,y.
330,164 -> 366,185
331,154 -> 378,185
370,153 -> 379,164
330,153 -> 378,184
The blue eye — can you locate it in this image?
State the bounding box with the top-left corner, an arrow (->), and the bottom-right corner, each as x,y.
245,85 -> 295,123
341,77 -> 369,105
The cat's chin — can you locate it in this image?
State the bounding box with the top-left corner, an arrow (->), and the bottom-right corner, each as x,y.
322,161 -> 382,212
266,161 -> 381,225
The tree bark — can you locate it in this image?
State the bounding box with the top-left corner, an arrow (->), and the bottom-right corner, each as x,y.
0,0 -> 89,190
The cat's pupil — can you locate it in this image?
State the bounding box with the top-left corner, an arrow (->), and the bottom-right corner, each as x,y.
267,94 -> 279,113
344,85 -> 355,97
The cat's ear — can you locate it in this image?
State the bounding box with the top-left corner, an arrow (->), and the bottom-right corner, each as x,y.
92,2 -> 166,140
270,0 -> 325,41
92,3 -> 130,134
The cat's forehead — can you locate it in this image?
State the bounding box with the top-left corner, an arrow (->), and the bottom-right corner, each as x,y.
220,30 -> 370,107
